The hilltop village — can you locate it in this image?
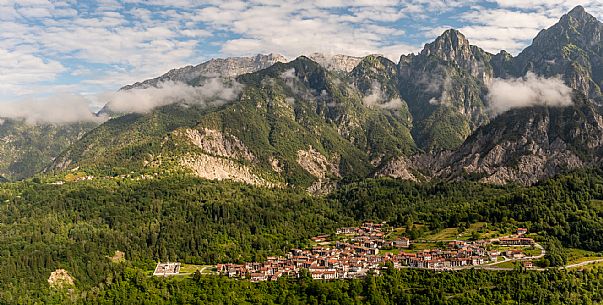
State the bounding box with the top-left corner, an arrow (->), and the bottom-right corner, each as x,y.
215,222 -> 538,282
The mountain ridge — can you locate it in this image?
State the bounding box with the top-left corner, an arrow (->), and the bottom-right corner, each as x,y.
6,5 -> 603,188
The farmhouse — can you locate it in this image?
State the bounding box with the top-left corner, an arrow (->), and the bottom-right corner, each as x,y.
392,237 -> 410,248
153,262 -> 181,276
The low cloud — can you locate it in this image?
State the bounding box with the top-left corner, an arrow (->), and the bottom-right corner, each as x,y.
0,94 -> 107,125
416,69 -> 453,106
280,68 -> 296,80
278,68 -> 332,104
487,72 -> 573,115
362,81 -> 404,110
103,78 -> 243,113
0,78 -> 244,125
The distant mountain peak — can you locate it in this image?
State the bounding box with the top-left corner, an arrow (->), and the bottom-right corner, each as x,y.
420,29 -> 475,63
417,28 -> 493,84
439,29 -> 468,41
568,5 -> 586,15
424,29 -> 470,53
307,53 -> 363,72
120,53 -> 287,91
565,5 -> 593,21
559,5 -> 600,27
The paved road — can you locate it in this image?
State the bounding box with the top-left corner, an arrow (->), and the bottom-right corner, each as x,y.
561,259 -> 603,269
531,243 -> 546,259
472,257 -> 603,272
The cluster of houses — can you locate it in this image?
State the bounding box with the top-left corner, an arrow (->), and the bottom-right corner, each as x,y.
216,223 -> 537,282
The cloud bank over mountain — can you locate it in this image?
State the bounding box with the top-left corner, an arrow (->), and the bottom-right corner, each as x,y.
487,72 -> 573,115
0,78 -> 243,124
103,79 -> 243,114
0,94 -> 106,124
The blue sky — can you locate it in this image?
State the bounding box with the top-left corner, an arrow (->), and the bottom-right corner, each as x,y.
0,0 -> 602,106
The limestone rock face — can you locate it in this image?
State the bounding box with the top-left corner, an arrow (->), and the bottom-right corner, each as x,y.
48,269 -> 75,289
374,156 -> 418,182
121,53 -> 288,90
297,147 -> 340,180
181,128 -> 255,162
420,29 -> 494,84
308,53 -> 363,73
180,154 -> 276,188
380,94 -> 603,186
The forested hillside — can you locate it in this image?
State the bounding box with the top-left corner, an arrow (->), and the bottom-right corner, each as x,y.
1,168 -> 603,303
86,267 -> 603,304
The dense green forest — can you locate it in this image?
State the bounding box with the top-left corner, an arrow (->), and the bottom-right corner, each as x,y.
86,266 -> 603,304
1,169 -> 603,303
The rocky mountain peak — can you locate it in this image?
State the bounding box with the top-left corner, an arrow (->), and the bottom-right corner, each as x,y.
563,5 -> 598,24
513,5 -> 603,103
421,29 -> 471,61
419,29 -> 493,84
533,5 -> 602,46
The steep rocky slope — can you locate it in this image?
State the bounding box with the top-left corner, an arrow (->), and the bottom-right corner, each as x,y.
437,93 -> 603,185
398,29 -> 492,151
307,53 -> 363,73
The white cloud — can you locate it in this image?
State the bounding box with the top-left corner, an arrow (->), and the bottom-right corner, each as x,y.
362,81 -> 404,110
487,72 -> 573,115
0,49 -> 65,96
102,79 -> 243,113
194,1 -> 426,61
0,78 -> 244,124
456,2 -> 603,54
0,94 -> 106,124
0,1 -> 213,100
1,0 -> 601,104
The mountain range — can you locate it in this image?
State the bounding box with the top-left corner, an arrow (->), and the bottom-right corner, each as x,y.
2,5 -> 602,191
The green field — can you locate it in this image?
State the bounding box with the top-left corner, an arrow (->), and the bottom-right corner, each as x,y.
179,264 -> 217,276
423,222 -> 502,241
523,248 -> 542,257
566,248 -> 602,264
380,248 -> 401,255
386,227 -> 408,240
490,261 -> 519,269
424,228 -> 459,240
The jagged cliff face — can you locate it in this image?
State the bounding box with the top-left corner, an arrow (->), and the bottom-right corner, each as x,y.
436,94 -> 603,185
378,94 -> 603,186
398,30 -> 491,151
420,29 -> 494,84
